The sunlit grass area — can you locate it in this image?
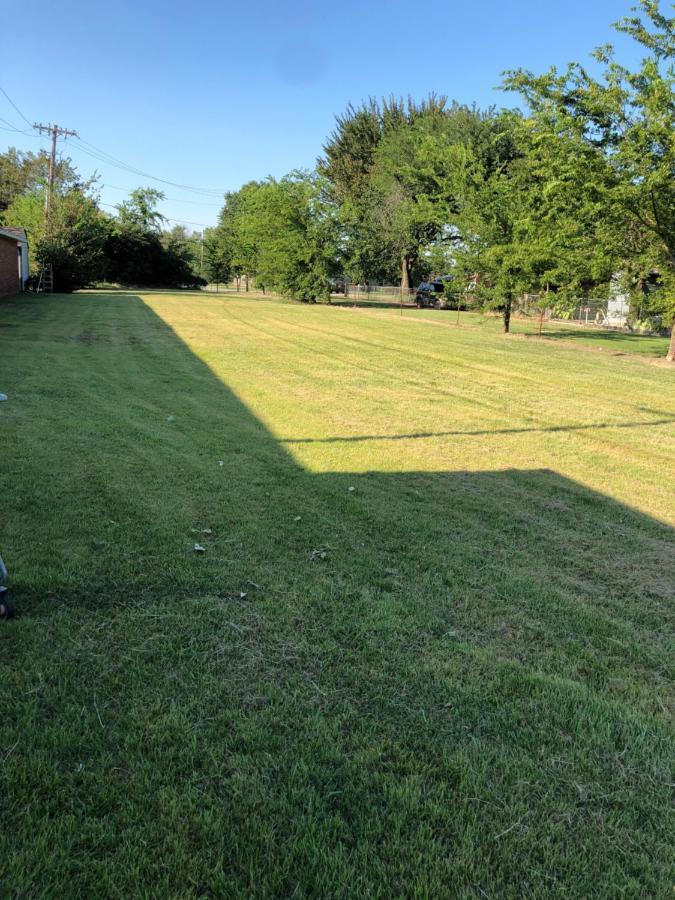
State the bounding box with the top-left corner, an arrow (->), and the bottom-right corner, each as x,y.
324,298 -> 671,357
147,292 -> 674,518
1,290 -> 673,896
205,289 -> 671,357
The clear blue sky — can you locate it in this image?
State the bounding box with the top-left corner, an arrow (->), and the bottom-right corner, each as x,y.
1,0 -> 642,231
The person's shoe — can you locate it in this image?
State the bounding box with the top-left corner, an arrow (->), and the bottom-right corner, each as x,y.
0,589 -> 14,619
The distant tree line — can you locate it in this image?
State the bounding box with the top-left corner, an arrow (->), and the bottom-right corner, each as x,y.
1,0 -> 672,359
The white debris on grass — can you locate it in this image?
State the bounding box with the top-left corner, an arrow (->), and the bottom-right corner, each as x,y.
309,547 -> 330,561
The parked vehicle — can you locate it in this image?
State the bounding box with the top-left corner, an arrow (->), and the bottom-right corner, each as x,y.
329,278 -> 347,294
415,275 -> 478,310
415,276 -> 454,309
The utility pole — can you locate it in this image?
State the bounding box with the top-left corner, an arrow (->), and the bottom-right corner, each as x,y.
33,123 -> 78,221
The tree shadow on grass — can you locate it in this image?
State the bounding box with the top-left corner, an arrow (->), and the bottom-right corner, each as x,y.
281,417 -> 675,444
526,325 -> 669,356
0,292 -> 673,896
329,298 -> 416,310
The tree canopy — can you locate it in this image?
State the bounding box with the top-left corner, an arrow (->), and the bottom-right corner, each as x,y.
503,0 -> 675,356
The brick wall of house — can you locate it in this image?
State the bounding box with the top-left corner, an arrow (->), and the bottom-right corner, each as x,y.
0,236 -> 20,296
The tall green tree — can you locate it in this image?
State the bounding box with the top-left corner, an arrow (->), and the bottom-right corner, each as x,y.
249,172 -> 340,301
211,183 -> 262,289
0,148 -> 79,214
162,225 -> 205,281
105,189 -> 204,288
2,162 -> 108,291
203,226 -> 232,284
449,112 -> 618,332
116,187 -> 167,233
369,109 -> 456,289
320,98 -> 521,289
320,97 -> 451,287
504,0 -> 675,359
447,114 -> 536,333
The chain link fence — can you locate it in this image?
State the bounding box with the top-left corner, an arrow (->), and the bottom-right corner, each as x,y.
517,293 -> 633,328
201,281 -> 418,304
330,284 -> 417,307
200,281 -> 665,334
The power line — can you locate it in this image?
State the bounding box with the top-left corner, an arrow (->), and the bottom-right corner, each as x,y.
100,183 -> 222,206
1,84 -> 228,200
0,85 -> 33,128
0,115 -> 32,134
99,201 -> 210,229
0,123 -> 218,227
0,123 -> 29,134
73,137 -> 226,197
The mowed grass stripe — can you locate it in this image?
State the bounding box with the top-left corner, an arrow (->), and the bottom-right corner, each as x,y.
182,294 -> 670,423
144,293 -> 675,521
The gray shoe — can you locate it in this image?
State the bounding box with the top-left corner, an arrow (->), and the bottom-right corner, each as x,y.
0,557 -> 13,618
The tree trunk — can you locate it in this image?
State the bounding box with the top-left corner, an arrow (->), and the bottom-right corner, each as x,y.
503,296 -> 512,334
667,321 -> 675,363
401,254 -> 413,291
245,273 -> 249,292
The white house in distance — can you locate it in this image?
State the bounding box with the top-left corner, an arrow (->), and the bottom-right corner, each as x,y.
0,227 -> 29,294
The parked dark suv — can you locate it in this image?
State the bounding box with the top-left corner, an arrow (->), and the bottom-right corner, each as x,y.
415,276 -> 453,308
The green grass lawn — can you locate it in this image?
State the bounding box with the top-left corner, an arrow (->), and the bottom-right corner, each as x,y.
1,290 -> 673,897
327,296 -> 671,358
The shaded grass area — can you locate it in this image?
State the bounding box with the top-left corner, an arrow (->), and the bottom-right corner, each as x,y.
1,291 -> 674,897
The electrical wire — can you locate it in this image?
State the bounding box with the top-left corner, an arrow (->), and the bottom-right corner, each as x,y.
1,83 -> 226,199
73,137 -> 226,197
0,83 -> 225,209
99,201 -> 210,229
0,86 -> 33,128
0,116 -> 28,133
101,183 -> 222,206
